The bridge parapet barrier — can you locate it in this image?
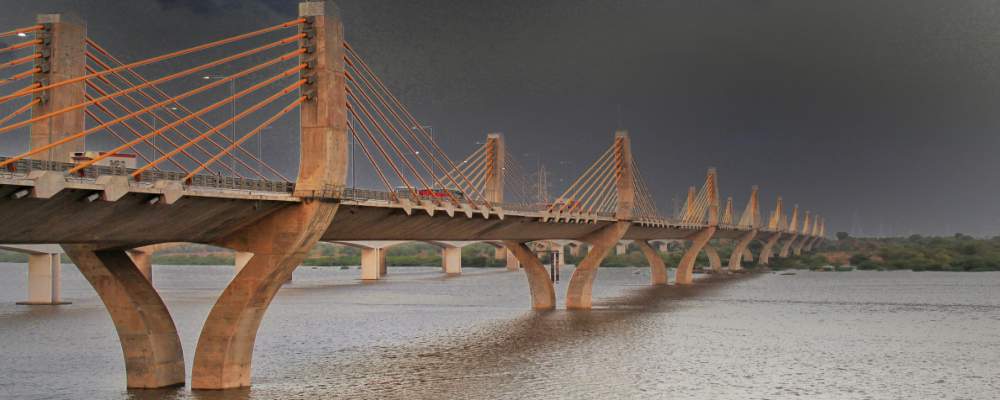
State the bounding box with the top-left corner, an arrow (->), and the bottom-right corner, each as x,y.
0,157 -> 295,194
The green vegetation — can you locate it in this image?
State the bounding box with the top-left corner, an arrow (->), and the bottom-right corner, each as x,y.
821,233 -> 1000,272
0,250 -> 28,263
153,242 -> 506,268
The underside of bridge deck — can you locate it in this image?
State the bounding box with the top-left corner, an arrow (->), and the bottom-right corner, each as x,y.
0,183 -> 294,246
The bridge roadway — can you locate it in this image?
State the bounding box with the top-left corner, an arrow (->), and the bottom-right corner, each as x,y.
0,159 -> 773,246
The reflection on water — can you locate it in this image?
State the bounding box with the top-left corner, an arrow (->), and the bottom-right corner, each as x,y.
0,263 -> 998,399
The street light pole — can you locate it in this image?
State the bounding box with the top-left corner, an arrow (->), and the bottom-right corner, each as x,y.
230,79 -> 236,175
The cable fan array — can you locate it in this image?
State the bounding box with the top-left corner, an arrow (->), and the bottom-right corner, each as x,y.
0,19 -> 307,189
679,169 -> 720,227
544,136 -> 665,223
0,25 -> 45,136
343,41 -> 494,211
440,139 -> 536,207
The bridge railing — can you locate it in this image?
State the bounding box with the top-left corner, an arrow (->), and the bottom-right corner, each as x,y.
0,157 -> 295,194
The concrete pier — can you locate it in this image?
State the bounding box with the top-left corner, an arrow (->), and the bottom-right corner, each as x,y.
18,253 -> 69,305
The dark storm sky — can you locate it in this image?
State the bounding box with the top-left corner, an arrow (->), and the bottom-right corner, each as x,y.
3,0 -> 1000,237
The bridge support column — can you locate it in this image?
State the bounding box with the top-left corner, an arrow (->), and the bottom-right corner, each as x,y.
234,251 -> 253,274
502,241 -> 555,310
494,246 -> 506,260
361,247 -> 386,280
759,233 -> 781,265
566,222 -> 630,309
657,241 -> 669,253
63,244 -> 184,388
17,253 -> 69,305
728,230 -> 756,272
127,250 -> 153,282
569,243 -> 582,257
779,234 -> 798,258
743,248 -> 754,262
441,247 -> 461,275
191,0 -> 346,390
676,227 -> 716,284
635,240 -> 668,285
792,236 -> 807,256
704,243 -> 722,273
615,242 -> 627,256
505,248 -> 520,271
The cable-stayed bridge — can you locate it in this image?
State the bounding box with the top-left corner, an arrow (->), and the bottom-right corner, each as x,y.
0,1 -> 824,390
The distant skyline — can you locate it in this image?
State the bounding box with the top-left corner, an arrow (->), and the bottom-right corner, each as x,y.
3,0 -> 1000,237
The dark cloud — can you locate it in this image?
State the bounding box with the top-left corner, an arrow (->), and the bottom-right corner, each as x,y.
3,0 -> 1000,237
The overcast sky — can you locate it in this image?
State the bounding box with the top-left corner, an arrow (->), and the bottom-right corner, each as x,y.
3,0 -> 1000,237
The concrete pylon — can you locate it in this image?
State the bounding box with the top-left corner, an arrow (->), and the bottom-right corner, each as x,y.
566,221 -> 630,309
17,253 -> 69,305
565,131 -> 635,309
494,245 -> 506,260
613,130 -> 635,220
191,1 -> 345,390
568,243 -> 582,257
635,240 -> 668,285
63,245 -> 185,388
615,242 -> 628,256
779,205 -> 799,258
676,227 -> 715,284
127,250 -> 153,282
441,246 -> 461,274
792,210 -> 811,256
234,251 -> 253,274
704,243 -> 722,273
502,241 -> 555,309
758,233 -> 781,265
484,133 -> 505,204
728,230 -> 756,271
30,13 -> 86,163
676,168 -> 720,284
505,248 -> 520,270
360,247 -> 386,280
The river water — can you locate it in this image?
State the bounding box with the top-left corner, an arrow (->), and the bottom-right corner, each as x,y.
0,263 -> 997,399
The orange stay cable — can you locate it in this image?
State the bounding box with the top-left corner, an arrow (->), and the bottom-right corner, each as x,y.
347,122 -> 397,198
346,103 -> 418,198
344,44 -> 491,209
0,63 -> 305,171
346,53 -> 482,205
85,41 -> 282,180
0,25 -> 43,39
0,46 -> 304,136
0,19 -> 304,105
183,96 -> 305,181
346,89 -> 438,200
130,79 -> 306,177
0,39 -> 40,54
1,67 -> 40,88
0,53 -> 40,70
83,108 -> 158,169
83,90 -> 193,173
0,98 -> 39,126
0,32 -> 303,116
346,56 -> 470,199
346,66 -> 456,202
84,63 -> 233,177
